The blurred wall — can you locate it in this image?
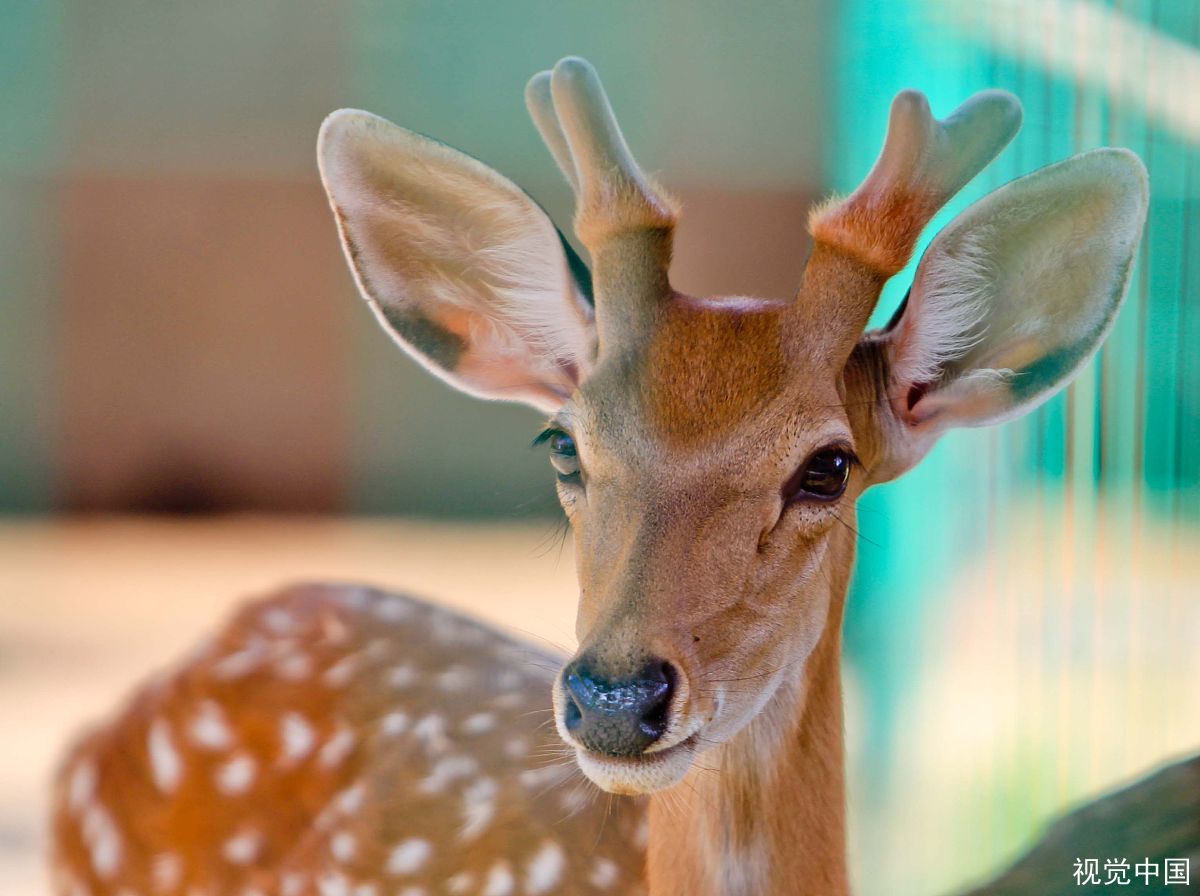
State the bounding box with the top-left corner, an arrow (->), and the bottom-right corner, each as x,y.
0,0 -> 831,516
827,1 -> 1200,892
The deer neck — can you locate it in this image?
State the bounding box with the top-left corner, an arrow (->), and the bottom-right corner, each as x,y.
645,549 -> 852,896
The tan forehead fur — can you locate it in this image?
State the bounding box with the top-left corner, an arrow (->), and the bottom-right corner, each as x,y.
578,292 -> 858,455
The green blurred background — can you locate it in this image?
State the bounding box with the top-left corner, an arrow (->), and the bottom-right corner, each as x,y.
1,1 -> 1197,894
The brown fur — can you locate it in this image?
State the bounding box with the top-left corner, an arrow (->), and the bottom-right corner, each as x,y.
555,313 -> 887,895
808,187 -> 941,277
574,178 -> 679,252
642,295 -> 792,445
51,586 -> 649,895
646,524 -> 856,896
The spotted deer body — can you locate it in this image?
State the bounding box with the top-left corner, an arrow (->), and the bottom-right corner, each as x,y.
52,585 -> 647,896
51,58 -> 1147,896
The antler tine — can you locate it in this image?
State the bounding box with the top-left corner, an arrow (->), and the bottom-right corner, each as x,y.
525,70 -> 579,192
525,58 -> 678,351
545,57 -> 677,245
811,89 -> 1023,276
796,88 -> 1023,360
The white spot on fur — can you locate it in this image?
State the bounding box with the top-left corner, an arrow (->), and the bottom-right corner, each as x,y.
437,664 -> 472,692
279,712 -> 316,764
67,759 -> 97,812
444,872 -> 474,895
363,637 -> 392,661
481,860 -> 515,896
320,612 -> 350,645
589,857 -> 619,889
222,829 -> 262,865
318,726 -> 356,768
211,639 -> 267,680
632,816 -> 649,848
419,756 -> 478,795
317,871 -> 351,896
275,650 -> 315,680
386,838 -> 431,875
525,840 -> 566,895
281,873 -> 307,896
313,802 -> 338,832
396,888 -> 425,896
492,692 -> 525,710
81,804 -> 121,878
373,596 -> 412,622
148,719 -> 183,794
189,700 -> 234,750
460,777 -> 497,841
387,664 -> 417,689
460,712 -> 495,735
496,670 -> 523,690
323,654 -> 362,688
558,788 -> 589,815
334,782 -> 366,814
503,737 -> 529,759
518,765 -> 571,791
261,606 -> 296,634
412,714 -> 449,754
380,711 -> 409,737
352,885 -> 378,896
216,753 -> 257,795
151,852 -> 182,891
330,830 -> 357,863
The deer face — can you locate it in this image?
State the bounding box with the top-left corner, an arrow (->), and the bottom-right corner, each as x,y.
542,298 -> 867,792
318,58 -> 1147,795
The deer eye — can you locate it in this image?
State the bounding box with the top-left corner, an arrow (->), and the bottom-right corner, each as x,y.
534,428 -> 581,482
784,447 -> 853,502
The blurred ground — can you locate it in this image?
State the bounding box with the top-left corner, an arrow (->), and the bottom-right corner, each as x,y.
0,516 -> 582,895
2,511 -> 1198,895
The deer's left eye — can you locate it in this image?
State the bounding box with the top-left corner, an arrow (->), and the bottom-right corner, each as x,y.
784,447 -> 853,502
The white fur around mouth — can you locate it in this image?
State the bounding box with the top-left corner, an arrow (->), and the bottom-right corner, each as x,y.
574,732 -> 699,795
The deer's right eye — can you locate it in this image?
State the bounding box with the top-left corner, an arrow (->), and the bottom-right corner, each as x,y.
535,428 -> 581,483
783,446 -> 854,503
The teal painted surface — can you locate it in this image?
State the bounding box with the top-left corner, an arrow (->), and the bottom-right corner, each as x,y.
0,3 -> 63,511
831,1 -> 1199,892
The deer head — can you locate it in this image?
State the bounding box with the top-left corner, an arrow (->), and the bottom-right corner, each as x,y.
317,58 -> 1147,797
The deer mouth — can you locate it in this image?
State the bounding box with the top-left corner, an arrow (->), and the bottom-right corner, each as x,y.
573,731 -> 700,795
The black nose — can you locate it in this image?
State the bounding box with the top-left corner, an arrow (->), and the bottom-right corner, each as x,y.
561,658 -> 676,756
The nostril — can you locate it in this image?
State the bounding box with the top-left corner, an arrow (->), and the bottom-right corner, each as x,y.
639,702 -> 668,740
563,693 -> 583,732
659,660 -> 676,690
637,660 -> 676,742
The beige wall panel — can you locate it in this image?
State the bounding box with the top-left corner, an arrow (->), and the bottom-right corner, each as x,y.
60,175 -> 349,512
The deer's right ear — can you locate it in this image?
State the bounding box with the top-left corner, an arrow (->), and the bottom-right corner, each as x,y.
861,147 -> 1148,481
318,110 -> 596,412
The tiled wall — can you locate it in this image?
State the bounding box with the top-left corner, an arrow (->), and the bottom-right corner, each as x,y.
0,1 -> 831,514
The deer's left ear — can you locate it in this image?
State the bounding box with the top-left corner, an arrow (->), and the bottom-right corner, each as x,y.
865,148 -> 1148,479
318,110 -> 596,413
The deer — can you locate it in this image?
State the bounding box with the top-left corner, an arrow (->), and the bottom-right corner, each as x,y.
50,57 -> 1149,896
